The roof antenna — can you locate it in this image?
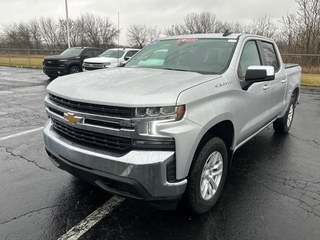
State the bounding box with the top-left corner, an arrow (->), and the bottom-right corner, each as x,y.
223,29 -> 232,37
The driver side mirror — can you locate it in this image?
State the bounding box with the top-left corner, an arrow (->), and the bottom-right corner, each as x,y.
245,66 -> 275,82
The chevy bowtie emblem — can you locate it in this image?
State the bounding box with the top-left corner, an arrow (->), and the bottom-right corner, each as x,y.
63,113 -> 83,124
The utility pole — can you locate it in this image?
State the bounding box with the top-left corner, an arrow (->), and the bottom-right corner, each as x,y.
65,0 -> 71,48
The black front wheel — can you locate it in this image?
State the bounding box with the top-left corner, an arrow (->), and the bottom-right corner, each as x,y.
183,137 -> 228,214
69,66 -> 81,74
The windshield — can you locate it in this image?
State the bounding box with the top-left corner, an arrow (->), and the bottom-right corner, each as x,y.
100,49 -> 125,58
60,48 -> 83,57
125,38 -> 236,74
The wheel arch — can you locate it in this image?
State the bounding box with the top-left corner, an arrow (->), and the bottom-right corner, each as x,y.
292,87 -> 299,106
68,63 -> 83,73
188,120 -> 235,175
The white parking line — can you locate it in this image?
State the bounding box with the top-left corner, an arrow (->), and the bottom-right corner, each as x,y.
1,126 -> 127,239
57,195 -> 125,240
0,127 -> 44,142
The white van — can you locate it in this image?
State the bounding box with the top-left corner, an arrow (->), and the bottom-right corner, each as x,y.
83,48 -> 140,70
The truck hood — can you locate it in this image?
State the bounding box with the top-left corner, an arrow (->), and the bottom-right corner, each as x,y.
47,68 -> 221,107
84,57 -> 118,63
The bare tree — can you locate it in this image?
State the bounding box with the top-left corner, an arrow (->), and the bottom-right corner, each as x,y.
2,22 -> 35,48
183,12 -> 218,34
280,0 -> 320,54
250,15 -> 278,38
39,17 -> 59,49
57,19 -> 85,48
164,12 -> 223,36
163,24 -> 189,36
80,13 -> 118,49
28,19 -> 42,48
148,26 -> 162,43
127,24 -> 161,48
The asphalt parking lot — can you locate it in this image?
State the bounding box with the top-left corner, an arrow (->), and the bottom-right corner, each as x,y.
0,66 -> 320,240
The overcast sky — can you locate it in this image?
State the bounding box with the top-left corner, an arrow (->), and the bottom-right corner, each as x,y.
0,0 -> 299,44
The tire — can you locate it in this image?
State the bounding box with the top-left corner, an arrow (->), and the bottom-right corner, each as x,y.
183,137 -> 228,214
273,96 -> 295,133
69,66 -> 81,74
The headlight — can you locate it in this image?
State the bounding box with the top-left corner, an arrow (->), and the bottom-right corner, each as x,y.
103,62 -> 111,68
134,105 -> 185,120
132,105 -> 185,150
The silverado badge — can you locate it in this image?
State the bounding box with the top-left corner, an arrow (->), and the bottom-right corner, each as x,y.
63,113 -> 83,124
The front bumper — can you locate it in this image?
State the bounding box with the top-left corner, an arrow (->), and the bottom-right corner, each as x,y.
82,64 -> 117,71
43,66 -> 69,77
43,120 -> 187,209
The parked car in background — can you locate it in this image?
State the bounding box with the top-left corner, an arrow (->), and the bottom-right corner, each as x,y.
137,49 -> 168,66
82,48 -> 140,70
43,47 -> 104,79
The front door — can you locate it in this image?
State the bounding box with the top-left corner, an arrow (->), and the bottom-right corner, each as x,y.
236,40 -> 271,144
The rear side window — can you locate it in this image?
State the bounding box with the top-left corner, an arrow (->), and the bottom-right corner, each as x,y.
125,50 -> 139,58
238,41 -> 262,78
261,41 -> 280,71
82,49 -> 93,58
93,49 -> 103,56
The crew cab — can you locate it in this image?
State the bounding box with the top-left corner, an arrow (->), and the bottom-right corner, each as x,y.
43,47 -> 103,79
43,33 -> 301,214
82,48 -> 140,70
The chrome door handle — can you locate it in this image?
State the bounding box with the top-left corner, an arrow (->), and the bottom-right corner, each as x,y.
281,79 -> 287,84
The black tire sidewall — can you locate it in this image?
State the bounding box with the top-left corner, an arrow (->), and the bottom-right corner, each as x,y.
184,137 -> 228,214
273,96 -> 295,133
69,66 -> 80,74
284,99 -> 295,131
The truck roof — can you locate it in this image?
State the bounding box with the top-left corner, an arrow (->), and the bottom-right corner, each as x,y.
108,48 -> 140,51
159,33 -> 273,42
69,47 -> 103,50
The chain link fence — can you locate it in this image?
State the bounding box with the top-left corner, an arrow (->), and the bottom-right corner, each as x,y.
0,48 -> 63,69
0,48 -> 320,73
281,54 -> 320,74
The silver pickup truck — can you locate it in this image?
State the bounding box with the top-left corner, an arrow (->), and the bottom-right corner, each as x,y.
43,33 -> 301,214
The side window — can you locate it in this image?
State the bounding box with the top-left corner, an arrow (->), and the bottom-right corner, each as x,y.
82,49 -> 93,58
125,50 -> 139,58
261,41 -> 280,71
93,49 -> 102,56
238,41 -> 262,78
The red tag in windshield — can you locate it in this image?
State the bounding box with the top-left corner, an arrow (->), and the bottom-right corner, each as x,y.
177,38 -> 198,43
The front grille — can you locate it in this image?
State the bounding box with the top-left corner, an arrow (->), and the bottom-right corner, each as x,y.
49,94 -> 134,118
83,63 -> 103,68
51,118 -> 132,152
44,60 -> 60,67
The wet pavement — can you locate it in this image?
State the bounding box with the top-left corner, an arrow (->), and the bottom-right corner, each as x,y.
0,66 -> 319,240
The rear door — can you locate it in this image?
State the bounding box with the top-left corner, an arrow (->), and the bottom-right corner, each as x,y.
259,41 -> 287,119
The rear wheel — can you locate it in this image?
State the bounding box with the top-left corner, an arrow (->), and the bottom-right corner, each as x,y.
183,137 -> 228,214
273,96 -> 295,133
69,66 -> 81,74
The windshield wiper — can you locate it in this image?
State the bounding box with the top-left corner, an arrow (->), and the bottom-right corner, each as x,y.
163,68 -> 191,72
